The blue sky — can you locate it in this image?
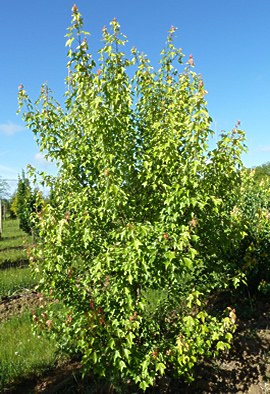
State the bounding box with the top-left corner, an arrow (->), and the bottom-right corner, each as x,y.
0,0 -> 269,192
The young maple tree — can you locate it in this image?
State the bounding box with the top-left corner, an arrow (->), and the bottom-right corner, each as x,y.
18,6 -> 247,391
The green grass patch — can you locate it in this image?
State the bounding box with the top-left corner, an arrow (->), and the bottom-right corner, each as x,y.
1,218 -> 26,236
0,219 -> 55,391
0,237 -> 30,251
0,219 -> 31,268
0,219 -> 32,248
0,312 -> 58,390
0,248 -> 28,268
0,267 -> 38,298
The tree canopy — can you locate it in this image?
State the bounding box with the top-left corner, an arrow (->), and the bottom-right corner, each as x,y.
252,161 -> 270,182
17,6 -> 257,391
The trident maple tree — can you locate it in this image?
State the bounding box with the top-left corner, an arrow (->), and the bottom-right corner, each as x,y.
18,6 -> 247,391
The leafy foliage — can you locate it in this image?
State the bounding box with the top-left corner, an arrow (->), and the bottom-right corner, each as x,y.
18,7 -> 248,390
230,171 -> 270,294
251,161 -> 270,183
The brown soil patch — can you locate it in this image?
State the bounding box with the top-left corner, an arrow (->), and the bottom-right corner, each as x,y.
156,301 -> 270,393
2,361 -> 83,394
0,291 -> 39,321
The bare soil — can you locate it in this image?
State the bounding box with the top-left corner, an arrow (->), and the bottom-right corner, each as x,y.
0,291 -> 39,321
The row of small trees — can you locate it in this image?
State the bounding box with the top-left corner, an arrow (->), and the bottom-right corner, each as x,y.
0,171 -> 41,235
16,5 -> 270,392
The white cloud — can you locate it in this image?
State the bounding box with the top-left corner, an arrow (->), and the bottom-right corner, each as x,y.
0,122 -> 26,135
258,146 -> 270,153
34,152 -> 51,164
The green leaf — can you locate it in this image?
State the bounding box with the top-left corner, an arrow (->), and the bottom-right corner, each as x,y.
183,257 -> 193,269
65,37 -> 75,47
126,332 -> 135,347
183,315 -> 194,328
216,341 -> 226,351
156,362 -> 166,375
141,360 -> 148,372
139,381 -> 149,391
113,350 -> 121,362
92,351 -> 98,364
119,360 -> 126,371
123,348 -> 131,360
134,239 -> 143,250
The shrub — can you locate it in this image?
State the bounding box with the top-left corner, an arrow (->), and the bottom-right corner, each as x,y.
230,171 -> 270,294
18,6 -> 246,390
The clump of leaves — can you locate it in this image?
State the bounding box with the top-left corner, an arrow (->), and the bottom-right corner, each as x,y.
18,6 -> 246,391
230,171 -> 270,294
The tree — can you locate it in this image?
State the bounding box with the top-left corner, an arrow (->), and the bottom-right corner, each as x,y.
12,170 -> 40,235
230,170 -> 270,294
0,177 -> 9,199
251,161 -> 270,183
9,192 -> 18,218
16,171 -> 32,233
0,177 -> 9,237
18,6 -> 246,390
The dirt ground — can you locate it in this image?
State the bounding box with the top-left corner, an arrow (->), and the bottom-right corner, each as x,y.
0,291 -> 39,321
1,297 -> 270,394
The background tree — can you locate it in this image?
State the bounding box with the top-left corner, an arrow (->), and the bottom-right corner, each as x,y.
9,192 -> 18,219
251,161 -> 270,183
12,171 -> 41,235
0,177 -> 10,237
0,177 -> 9,199
18,7 -> 248,391
229,170 -> 270,295
16,171 -> 32,233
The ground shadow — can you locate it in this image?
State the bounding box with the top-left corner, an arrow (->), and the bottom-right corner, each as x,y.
0,245 -> 26,252
0,259 -> 29,270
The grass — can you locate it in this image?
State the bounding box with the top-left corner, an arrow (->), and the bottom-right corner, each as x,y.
0,218 -> 36,299
0,312 -> 58,390
0,218 -> 30,239
0,267 -> 38,298
0,218 -> 59,390
0,249 -> 28,268
0,219 -> 31,268
0,236 -> 30,250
